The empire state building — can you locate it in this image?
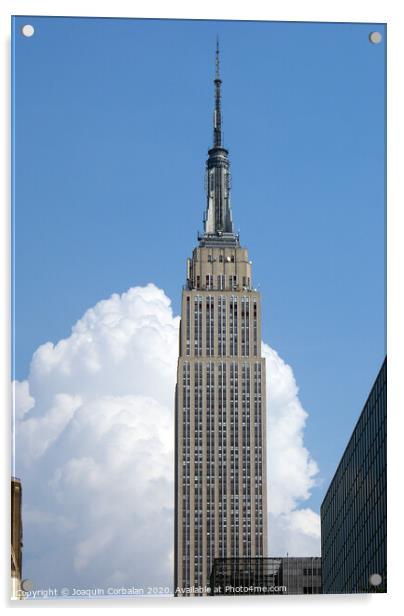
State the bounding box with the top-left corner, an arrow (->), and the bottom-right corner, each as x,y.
174,43 -> 268,596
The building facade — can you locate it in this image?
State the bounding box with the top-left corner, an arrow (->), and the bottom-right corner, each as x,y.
321,358 -> 387,593
210,557 -> 322,595
11,477 -> 23,599
174,44 -> 268,597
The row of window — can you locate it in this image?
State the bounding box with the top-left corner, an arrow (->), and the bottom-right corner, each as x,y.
180,356 -> 266,586
303,568 -> 322,576
193,274 -> 251,291
182,362 -> 191,587
184,295 -> 259,357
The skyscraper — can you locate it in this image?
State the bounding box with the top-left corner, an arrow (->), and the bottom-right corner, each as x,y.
321,358 -> 387,593
174,42 -> 268,597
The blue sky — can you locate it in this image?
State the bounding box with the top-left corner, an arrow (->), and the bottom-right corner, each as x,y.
13,16 -> 385,514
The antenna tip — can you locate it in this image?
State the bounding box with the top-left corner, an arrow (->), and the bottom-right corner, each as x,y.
215,36 -> 220,80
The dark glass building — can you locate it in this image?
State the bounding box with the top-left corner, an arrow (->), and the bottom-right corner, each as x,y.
321,358 -> 387,593
210,557 -> 322,595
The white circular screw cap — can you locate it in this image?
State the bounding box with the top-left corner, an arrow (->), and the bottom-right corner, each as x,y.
22,24 -> 35,37
369,32 -> 382,44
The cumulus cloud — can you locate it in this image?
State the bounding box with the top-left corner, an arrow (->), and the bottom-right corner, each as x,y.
13,379 -> 34,420
14,283 -> 320,594
268,509 -> 321,556
262,344 -> 321,556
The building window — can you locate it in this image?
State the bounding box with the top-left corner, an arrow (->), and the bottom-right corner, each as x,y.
229,296 -> 238,356
182,362 -> 191,587
241,296 -> 250,357
218,362 -> 227,557
206,296 -> 214,356
253,299 -> 258,355
206,362 -> 215,573
242,362 -> 251,557
218,296 -> 226,356
185,296 -> 191,356
194,296 -> 202,356
194,362 -> 203,587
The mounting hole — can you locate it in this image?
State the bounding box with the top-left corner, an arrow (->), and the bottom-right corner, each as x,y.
369,31 -> 382,44
21,578 -> 34,591
22,24 -> 35,37
369,573 -> 382,586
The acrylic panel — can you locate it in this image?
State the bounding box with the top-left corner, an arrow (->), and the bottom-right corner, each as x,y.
11,15 -> 386,601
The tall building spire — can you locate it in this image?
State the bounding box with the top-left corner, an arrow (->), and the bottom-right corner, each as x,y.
200,40 -> 239,247
213,37 -> 222,148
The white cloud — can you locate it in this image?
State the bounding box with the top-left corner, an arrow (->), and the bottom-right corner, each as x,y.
268,509 -> 321,557
13,379 -> 34,419
14,283 -> 320,593
17,393 -> 82,464
262,343 -> 321,554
